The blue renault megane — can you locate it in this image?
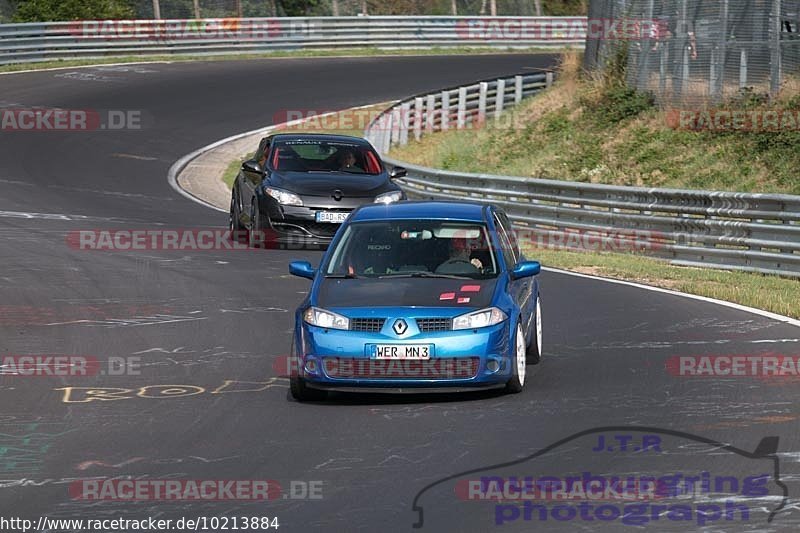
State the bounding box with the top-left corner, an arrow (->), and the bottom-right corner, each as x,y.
288,201 -> 542,401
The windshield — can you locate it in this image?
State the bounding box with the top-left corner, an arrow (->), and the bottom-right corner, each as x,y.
268,139 -> 383,175
325,221 -> 498,279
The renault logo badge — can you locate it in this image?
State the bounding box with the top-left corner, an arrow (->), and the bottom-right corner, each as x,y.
392,319 -> 408,335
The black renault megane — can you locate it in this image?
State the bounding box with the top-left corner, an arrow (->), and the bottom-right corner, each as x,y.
229,133 -> 406,248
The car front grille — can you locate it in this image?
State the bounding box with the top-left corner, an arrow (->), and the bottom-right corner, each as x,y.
416,318 -> 452,332
304,222 -> 341,237
350,318 -> 386,332
321,357 -> 480,380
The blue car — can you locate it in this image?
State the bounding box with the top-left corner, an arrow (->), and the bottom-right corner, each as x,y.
288,201 -> 542,401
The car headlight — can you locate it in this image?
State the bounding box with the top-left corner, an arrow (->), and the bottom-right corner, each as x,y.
265,186 -> 303,206
374,191 -> 403,204
452,307 -> 507,330
303,307 -> 350,330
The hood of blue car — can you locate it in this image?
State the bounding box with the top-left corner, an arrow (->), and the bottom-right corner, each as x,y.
316,277 -> 497,309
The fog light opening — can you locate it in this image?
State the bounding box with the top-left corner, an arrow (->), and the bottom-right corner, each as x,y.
304,359 -> 318,374
487,360 -> 500,373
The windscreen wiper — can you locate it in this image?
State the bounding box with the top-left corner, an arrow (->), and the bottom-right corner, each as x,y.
325,273 -> 359,279
378,272 -> 470,280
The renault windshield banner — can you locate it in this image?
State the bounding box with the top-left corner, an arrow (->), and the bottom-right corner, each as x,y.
410,426 -> 788,531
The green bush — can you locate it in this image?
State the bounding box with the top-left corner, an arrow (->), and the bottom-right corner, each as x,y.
12,0 -> 134,21
589,85 -> 655,126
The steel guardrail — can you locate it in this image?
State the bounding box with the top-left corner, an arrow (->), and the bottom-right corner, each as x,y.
363,73 -> 800,278
0,16 -> 586,65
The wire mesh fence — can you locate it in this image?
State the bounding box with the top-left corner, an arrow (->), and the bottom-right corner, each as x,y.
584,0 -> 800,106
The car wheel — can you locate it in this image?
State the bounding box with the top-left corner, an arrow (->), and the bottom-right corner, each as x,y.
248,200 -> 270,248
505,322 -> 526,393
288,333 -> 327,402
526,296 -> 542,365
229,187 -> 247,243
290,376 -> 328,402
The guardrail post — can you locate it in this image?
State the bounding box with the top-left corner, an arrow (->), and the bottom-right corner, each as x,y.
545,72 -> 554,87
739,48 -> 748,88
399,102 -> 411,146
413,97 -> 423,141
425,94 -> 435,133
495,79 -> 506,120
381,113 -> 392,153
478,82 -> 488,127
514,75 -> 523,104
390,107 -> 401,147
441,90 -> 450,131
457,86 -> 467,129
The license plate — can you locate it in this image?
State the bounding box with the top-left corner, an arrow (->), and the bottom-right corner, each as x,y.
371,344 -> 432,360
315,211 -> 349,223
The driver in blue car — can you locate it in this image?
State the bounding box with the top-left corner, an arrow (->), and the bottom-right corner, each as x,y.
436,237 -> 483,274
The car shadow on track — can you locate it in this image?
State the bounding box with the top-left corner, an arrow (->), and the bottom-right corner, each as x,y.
286,388 -> 510,406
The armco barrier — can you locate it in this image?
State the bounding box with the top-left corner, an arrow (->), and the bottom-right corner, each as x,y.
364,73 -> 800,278
0,16 -> 586,65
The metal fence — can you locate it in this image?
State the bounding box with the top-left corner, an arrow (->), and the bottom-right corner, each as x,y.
365,73 -> 800,278
584,0 -> 800,106
364,72 -> 554,153
0,16 -> 585,65
0,1 -> 585,21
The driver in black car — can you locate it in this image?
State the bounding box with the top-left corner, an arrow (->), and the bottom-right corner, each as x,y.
337,149 -> 363,172
435,237 -> 483,274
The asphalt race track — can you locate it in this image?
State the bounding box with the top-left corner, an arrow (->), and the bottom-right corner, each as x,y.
1,54 -> 800,532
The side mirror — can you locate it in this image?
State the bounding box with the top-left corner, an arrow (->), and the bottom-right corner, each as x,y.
242,160 -> 263,174
510,261 -> 541,280
289,260 -> 316,280
389,166 -> 407,179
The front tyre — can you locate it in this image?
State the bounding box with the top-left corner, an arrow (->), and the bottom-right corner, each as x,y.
526,296 -> 542,364
289,334 -> 328,402
505,322 -> 526,393
229,187 -> 247,243
290,376 -> 328,402
248,200 -> 271,248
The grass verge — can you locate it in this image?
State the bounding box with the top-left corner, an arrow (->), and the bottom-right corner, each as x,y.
0,47 -> 566,74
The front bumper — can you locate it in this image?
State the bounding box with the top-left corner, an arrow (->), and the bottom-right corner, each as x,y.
294,319 -> 514,390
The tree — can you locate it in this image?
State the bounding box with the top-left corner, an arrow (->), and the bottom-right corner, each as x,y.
12,0 -> 134,21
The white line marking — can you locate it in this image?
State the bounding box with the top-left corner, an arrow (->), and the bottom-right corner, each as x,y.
112,153 -> 158,161
0,61 -> 173,76
542,267 -> 800,329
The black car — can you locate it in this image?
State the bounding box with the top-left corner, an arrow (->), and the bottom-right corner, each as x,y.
229,134 -> 406,248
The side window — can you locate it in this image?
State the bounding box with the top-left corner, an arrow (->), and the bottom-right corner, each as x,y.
493,214 -> 516,269
497,211 -> 521,261
255,137 -> 271,166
